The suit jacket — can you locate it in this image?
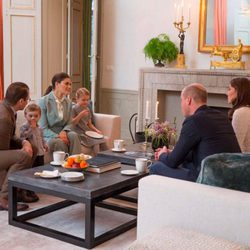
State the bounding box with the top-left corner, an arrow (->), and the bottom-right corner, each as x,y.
159,105 -> 241,179
38,91 -> 72,141
0,100 -> 22,150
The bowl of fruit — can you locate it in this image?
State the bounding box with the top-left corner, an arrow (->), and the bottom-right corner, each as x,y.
62,154 -> 91,171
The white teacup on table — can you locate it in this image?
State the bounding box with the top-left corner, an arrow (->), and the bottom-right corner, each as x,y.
52,151 -> 69,165
113,139 -> 125,151
135,158 -> 152,173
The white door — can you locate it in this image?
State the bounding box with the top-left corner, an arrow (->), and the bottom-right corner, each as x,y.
3,0 -> 42,100
68,0 -> 83,95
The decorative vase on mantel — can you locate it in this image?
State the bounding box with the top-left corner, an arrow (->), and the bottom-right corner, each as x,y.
151,137 -> 169,151
154,60 -> 164,67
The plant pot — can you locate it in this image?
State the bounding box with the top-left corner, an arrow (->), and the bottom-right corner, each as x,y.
154,60 -> 164,67
151,137 -> 169,151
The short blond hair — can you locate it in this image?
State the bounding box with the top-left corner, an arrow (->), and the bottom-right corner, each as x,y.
75,87 -> 90,99
24,103 -> 41,115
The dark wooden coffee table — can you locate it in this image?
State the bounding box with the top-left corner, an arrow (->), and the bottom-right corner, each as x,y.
8,164 -> 147,249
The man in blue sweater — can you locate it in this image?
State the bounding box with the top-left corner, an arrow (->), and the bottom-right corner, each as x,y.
149,83 -> 241,181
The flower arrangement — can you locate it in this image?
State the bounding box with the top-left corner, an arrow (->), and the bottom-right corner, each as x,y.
145,119 -> 177,150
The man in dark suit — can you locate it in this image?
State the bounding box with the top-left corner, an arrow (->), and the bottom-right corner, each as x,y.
0,82 -> 36,211
150,83 -> 241,181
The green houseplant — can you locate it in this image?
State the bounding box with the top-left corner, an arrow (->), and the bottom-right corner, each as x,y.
143,34 -> 178,67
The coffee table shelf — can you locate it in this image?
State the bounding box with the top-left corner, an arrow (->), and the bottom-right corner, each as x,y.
8,164 -> 147,249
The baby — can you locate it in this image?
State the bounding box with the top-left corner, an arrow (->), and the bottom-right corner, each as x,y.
20,103 -> 48,167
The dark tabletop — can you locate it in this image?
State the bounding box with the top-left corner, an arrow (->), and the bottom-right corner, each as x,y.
8,164 -> 147,200
98,142 -> 155,165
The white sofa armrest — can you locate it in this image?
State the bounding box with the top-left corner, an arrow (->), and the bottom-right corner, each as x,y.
137,175 -> 250,246
93,113 -> 121,149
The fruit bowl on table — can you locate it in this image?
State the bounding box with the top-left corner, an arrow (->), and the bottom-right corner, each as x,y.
62,154 -> 90,171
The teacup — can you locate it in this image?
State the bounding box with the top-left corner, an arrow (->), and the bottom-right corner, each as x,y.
135,158 -> 152,173
113,139 -> 125,151
53,151 -> 69,164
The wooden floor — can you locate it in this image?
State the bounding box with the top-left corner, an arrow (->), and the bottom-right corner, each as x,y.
0,193 -> 136,250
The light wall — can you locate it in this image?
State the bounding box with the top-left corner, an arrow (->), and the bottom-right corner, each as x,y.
100,0 -> 250,91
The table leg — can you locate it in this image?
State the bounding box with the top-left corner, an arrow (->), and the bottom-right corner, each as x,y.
85,200 -> 95,249
8,184 -> 18,222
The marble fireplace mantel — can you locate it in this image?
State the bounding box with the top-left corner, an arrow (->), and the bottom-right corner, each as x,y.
138,67 -> 250,131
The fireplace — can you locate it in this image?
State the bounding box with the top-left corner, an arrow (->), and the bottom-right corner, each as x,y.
138,68 -> 250,132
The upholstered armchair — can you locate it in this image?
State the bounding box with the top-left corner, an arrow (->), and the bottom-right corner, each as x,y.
15,110 -> 121,159
0,111 -> 121,188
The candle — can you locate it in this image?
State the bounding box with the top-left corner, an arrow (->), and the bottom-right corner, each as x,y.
181,0 -> 184,17
188,3 -> 191,22
145,100 -> 149,119
176,4 -> 179,22
155,101 -> 159,120
174,3 -> 177,22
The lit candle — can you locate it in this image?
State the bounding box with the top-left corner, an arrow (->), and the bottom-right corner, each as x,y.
145,100 -> 149,119
155,101 -> 159,120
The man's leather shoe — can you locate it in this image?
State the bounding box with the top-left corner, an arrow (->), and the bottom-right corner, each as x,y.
26,190 -> 39,202
18,190 -> 39,203
0,198 -> 29,211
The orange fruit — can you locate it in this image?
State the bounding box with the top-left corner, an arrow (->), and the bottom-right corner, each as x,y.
80,160 -> 88,168
67,157 -> 74,166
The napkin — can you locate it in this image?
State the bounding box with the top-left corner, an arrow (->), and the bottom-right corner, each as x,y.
42,170 -> 59,177
35,169 -> 59,177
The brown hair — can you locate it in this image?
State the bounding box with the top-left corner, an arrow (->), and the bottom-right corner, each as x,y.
228,77 -> 250,120
51,72 -> 70,90
5,82 -> 29,105
24,103 -> 41,116
75,87 -> 90,99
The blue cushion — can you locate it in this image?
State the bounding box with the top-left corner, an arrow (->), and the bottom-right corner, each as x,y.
196,153 -> 250,192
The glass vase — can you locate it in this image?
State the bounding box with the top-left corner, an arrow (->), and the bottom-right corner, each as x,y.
151,137 -> 169,151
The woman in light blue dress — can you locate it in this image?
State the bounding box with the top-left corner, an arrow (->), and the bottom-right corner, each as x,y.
38,72 -> 81,157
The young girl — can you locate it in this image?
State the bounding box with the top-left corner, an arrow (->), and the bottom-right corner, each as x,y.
20,103 -> 48,167
71,88 -> 106,155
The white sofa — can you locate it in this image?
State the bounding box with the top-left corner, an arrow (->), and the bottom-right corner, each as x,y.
15,110 -> 121,157
128,175 -> 250,249
0,111 -> 121,187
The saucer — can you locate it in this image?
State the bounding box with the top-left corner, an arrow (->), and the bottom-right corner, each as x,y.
61,172 -> 84,182
85,131 -> 104,139
121,170 -> 139,176
112,148 -> 126,152
50,161 -> 63,166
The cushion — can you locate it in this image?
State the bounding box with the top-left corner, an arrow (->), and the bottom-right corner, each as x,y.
196,153 -> 250,192
127,227 -> 248,250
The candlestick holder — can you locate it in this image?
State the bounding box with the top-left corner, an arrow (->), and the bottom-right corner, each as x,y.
154,117 -> 160,123
143,118 -> 150,147
173,15 -> 191,68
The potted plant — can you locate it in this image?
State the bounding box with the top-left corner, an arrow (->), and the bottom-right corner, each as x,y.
143,34 -> 179,67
